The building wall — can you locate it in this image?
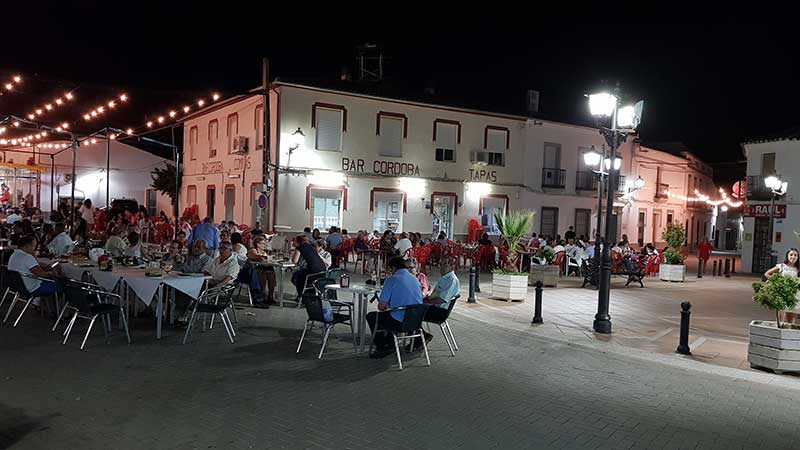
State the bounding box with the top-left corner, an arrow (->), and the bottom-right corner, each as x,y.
741,140 -> 798,272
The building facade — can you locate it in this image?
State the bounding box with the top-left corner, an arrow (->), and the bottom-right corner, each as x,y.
179,81 -> 717,249
741,133 -> 800,273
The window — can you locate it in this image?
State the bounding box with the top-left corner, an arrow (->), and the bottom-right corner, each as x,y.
310,189 -> 343,229
431,192 -> 457,239
666,210 -> 674,225
761,153 -> 775,176
226,114 -> 238,154
207,186 -> 216,221
574,208 -> 591,240
543,142 -> 561,169
146,189 -> 157,217
485,126 -> 509,167
480,196 -> 508,235
637,209 -> 647,246
434,119 -> 459,162
187,185 -> 197,206
208,119 -> 218,157
254,104 -> 264,150
188,126 -> 198,160
313,104 -> 346,151
379,117 -> 404,157
224,186 -> 235,222
540,207 -> 559,240
371,190 -> 404,233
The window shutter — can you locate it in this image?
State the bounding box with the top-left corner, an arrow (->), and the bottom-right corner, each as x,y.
379,117 -> 403,157
316,108 -> 343,151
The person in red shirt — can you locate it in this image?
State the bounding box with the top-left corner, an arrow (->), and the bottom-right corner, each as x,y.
697,237 -> 713,277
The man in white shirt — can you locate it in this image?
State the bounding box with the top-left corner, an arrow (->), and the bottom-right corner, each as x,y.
9,235 -> 61,300
394,232 -> 413,257
203,241 -> 240,287
48,222 -> 73,257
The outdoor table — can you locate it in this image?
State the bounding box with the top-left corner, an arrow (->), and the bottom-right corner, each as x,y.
252,259 -> 296,307
324,283 -> 380,353
56,261 -> 209,339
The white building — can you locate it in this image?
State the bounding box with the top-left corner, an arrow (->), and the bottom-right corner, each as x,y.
741,129 -> 800,273
1,140 -> 172,215
179,80 -> 717,247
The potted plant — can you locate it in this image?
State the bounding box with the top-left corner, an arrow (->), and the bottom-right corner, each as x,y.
749,274 -> 800,374
529,246 -> 560,287
491,210 -> 534,302
659,223 -> 687,282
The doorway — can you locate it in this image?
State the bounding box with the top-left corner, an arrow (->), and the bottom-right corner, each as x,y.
206,186 -> 216,221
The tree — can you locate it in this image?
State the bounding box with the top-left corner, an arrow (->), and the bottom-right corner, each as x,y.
151,163 -> 178,205
661,222 -> 687,265
494,210 -> 535,272
753,274 -> 800,328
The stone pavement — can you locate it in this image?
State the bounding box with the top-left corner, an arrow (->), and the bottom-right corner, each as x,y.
3,291 -> 800,450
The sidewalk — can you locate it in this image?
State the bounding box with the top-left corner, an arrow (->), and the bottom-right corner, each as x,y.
448,265 -> 800,388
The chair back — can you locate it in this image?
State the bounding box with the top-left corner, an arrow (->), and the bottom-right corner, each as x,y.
9,270 -> 32,297
302,294 -> 328,323
200,283 -> 236,308
313,277 -> 337,299
444,294 -> 460,317
399,303 -> 430,333
551,251 -> 565,267
64,279 -> 101,313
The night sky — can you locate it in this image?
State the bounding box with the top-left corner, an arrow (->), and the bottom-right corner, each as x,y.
1,7 -> 795,179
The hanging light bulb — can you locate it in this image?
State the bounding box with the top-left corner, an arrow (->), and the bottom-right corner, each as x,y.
183,106 -> 190,113
126,128 -> 133,134
65,92 -> 73,100
119,94 -> 128,102
61,122 -> 69,129
197,99 -> 205,107
212,93 -> 220,101
12,76 -> 21,83
55,98 -> 63,105
146,121 -> 153,128
169,110 -> 177,118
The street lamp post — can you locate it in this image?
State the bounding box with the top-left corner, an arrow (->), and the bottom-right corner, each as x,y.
764,175 -> 788,268
587,87 -> 644,334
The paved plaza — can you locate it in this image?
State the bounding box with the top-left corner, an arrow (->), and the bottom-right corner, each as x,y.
3,262 -> 800,450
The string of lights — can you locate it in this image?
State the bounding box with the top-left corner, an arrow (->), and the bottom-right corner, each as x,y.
82,93 -> 128,121
26,92 -> 76,120
661,187 -> 743,208
2,75 -> 22,92
128,92 -> 221,136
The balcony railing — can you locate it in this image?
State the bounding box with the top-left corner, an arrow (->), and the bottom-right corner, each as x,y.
655,183 -> 669,199
542,168 -> 566,188
575,171 -> 597,191
747,175 -> 775,201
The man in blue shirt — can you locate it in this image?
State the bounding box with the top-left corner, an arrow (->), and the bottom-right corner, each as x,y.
367,256 -> 422,358
191,217 -> 220,257
324,226 -> 343,268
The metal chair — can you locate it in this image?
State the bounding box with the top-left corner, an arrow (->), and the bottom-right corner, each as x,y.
2,271 -> 56,327
297,271 -> 327,308
423,294 -> 460,356
62,280 -> 131,350
182,284 -> 237,344
370,304 -> 431,370
52,278 -> 105,332
296,293 -> 356,359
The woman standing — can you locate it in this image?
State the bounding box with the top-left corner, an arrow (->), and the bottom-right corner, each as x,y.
290,235 -> 326,296
78,198 -> 95,240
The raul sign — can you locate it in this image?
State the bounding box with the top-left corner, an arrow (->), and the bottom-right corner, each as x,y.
744,204 -> 786,218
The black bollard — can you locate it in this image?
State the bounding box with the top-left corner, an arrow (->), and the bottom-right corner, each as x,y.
474,264 -> 481,293
724,258 -> 731,278
676,301 -> 692,355
712,260 -> 718,277
731,258 -> 736,274
468,266 -> 477,303
697,259 -> 703,278
531,280 -> 543,324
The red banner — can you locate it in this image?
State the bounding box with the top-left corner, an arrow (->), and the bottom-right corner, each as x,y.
744,204 -> 786,218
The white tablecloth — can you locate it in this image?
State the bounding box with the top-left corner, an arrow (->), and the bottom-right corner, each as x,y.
60,263 -> 207,306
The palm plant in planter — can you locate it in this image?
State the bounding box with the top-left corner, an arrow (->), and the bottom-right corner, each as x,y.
749,274 -> 800,373
492,210 -> 534,301
659,223 -> 687,282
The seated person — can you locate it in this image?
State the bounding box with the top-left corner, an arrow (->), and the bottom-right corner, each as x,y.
162,240 -> 185,267
179,240 -> 211,274
407,258 -> 429,295
366,256 -> 423,359
124,232 -> 144,258
105,226 -> 128,258
230,232 -> 248,267
203,241 -> 240,287
47,222 -> 74,257
419,257 -> 461,344
394,232 -> 413,257
9,235 -> 63,302
315,238 -> 332,269
245,235 -> 277,306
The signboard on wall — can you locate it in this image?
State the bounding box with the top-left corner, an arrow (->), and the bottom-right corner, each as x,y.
744,204 -> 786,218
258,193 -> 267,209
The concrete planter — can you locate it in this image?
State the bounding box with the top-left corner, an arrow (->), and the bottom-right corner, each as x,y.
659,264 -> 685,282
748,320 -> 800,374
492,273 -> 528,302
529,264 -> 560,288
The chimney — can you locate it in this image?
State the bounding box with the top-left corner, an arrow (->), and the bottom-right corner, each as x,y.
526,90 -> 540,115
340,66 -> 351,81
424,80 -> 436,96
